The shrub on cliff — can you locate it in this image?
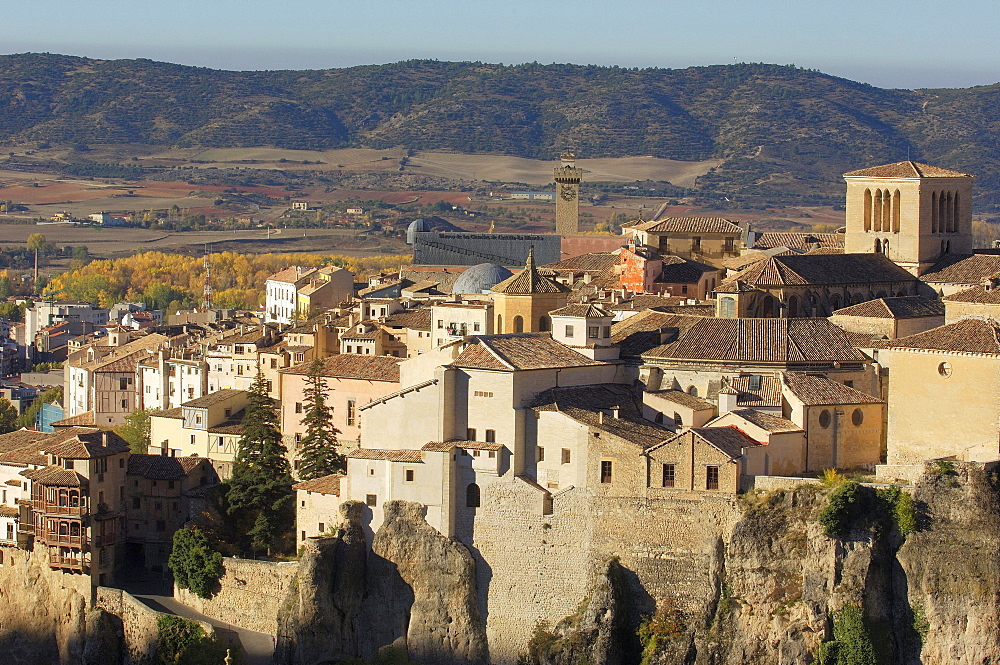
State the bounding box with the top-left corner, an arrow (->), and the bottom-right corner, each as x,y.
819,481 -> 870,537
815,605 -> 876,665
156,615 -> 242,665
168,527 -> 224,599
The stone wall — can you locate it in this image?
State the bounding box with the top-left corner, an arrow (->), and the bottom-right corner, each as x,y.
750,475 -> 822,492
175,556 -> 298,634
96,587 -> 214,665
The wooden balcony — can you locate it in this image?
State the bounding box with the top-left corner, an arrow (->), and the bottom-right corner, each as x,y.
49,554 -> 88,573
42,532 -> 87,547
39,503 -> 88,517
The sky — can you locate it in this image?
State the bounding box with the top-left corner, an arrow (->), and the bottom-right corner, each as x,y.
3,0 -> 998,90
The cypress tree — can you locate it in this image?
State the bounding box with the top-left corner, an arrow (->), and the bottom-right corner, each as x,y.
297,359 -> 345,480
226,369 -> 293,555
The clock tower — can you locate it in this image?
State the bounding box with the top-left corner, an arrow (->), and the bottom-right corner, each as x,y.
554,152 -> 582,235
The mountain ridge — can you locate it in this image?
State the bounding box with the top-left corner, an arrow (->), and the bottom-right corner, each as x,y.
2,53 -> 999,200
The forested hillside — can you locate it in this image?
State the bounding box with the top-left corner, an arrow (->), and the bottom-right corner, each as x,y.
2,54 -> 999,199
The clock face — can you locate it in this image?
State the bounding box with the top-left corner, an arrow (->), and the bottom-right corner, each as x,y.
560,184 -> 576,201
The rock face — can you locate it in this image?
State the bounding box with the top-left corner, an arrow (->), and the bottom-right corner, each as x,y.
277,499 -> 488,665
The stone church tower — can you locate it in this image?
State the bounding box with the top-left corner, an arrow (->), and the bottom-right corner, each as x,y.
844,161 -> 974,276
554,152 -> 582,235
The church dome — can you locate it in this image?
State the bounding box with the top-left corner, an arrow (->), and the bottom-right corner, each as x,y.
406,218 -> 430,245
452,263 -> 514,294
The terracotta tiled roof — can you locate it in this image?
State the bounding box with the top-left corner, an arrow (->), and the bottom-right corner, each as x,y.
383,309 -> 432,331
421,441 -> 458,452
652,427 -> 760,460
358,279 -> 403,297
781,372 -> 882,406
844,161 -> 973,179
208,423 -> 244,435
0,505 -> 18,517
424,440 -> 505,452
920,254 -> 1000,285
832,297 -> 944,319
610,295 -> 690,311
729,376 -> 783,408
267,266 -> 317,284
293,473 -> 343,495
281,354 -> 402,382
646,389 -> 716,411
713,280 -> 760,294
0,429 -> 54,455
612,311 -> 866,364
43,429 -> 130,459
636,217 -> 742,234
841,331 -> 890,349
531,384 -> 670,448
942,285 -> 1000,305
548,304 -> 613,318
52,411 -> 95,427
94,350 -> 154,374
182,389 -> 245,408
540,252 -> 620,272
656,256 -> 718,284
128,454 -> 204,480
751,233 -> 843,252
452,334 -> 603,371
492,249 -> 569,295
346,449 -> 423,462
724,409 -> 802,433
726,254 -> 915,288
154,407 -> 184,419
886,318 -> 1000,354
21,465 -> 87,486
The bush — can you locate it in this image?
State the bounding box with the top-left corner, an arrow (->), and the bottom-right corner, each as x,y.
821,468 -> 847,488
876,485 -> 917,537
815,605 -> 876,665
156,615 -> 242,665
819,481 -> 869,537
168,527 -> 224,599
638,599 -> 687,665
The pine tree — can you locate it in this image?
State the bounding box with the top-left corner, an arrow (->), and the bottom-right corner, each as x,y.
297,359 -> 344,480
225,369 -> 293,556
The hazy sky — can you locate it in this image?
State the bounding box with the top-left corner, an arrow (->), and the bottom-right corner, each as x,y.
4,0 -> 998,89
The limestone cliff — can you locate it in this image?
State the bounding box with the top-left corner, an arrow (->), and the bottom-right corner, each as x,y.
277,500 -> 488,665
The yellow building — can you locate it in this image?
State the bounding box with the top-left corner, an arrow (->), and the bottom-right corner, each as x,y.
491,248 -> 569,334
622,217 -> 742,267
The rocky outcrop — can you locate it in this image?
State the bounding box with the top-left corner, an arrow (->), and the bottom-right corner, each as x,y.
525,558 -> 628,665
277,499 -> 487,665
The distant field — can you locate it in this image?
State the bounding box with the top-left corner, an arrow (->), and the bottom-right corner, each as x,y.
140,148 -> 720,186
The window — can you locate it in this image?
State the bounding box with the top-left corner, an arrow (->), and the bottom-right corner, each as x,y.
692,236 -> 702,250
119,377 -> 128,390
938,362 -> 952,377
190,435 -> 196,445
561,448 -> 571,464
270,359 -> 277,369
302,530 -> 306,541
474,391 -> 494,398
706,466 -> 719,491
662,464 -> 675,488
724,237 -> 735,252
195,413 -> 202,425
485,429 -> 496,443
537,447 -> 545,462
602,326 -> 611,338
473,322 -> 481,332
121,399 -> 128,409
467,428 -> 477,441
156,520 -> 166,532
168,480 -> 175,490
132,497 -> 141,509
686,386 -> 698,397
466,483 -> 480,508
437,319 -> 444,329
318,522 -> 325,533
852,409 -> 864,427
402,468 -> 415,483
366,494 -> 377,507
295,402 -> 303,414
513,316 -> 523,333
346,399 -> 356,427
295,433 -> 302,444
600,460 -> 613,484
819,410 -> 831,428
673,413 -> 682,427
565,325 -> 574,338
588,326 -> 599,339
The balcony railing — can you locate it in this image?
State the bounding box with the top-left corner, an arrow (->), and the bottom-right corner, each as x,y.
49,554 -> 88,573
42,532 -> 87,547
39,503 -> 88,517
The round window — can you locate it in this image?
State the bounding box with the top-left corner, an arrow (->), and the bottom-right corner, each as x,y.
852,408 -> 864,427
819,409 -> 831,428
938,362 -> 952,377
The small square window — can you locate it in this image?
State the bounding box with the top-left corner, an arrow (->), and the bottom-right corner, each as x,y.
405,469 -> 414,482
561,448 -> 571,464
366,494 -> 377,507
600,460 -> 613,483
485,429 -> 495,443
537,447 -> 545,462
318,522 -> 325,533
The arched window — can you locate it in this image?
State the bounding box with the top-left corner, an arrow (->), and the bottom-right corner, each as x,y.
874,238 -> 882,254
686,385 -> 698,397
513,315 -> 524,333
939,191 -> 948,233
787,295 -> 799,318
876,291 -> 887,299
59,522 -> 68,536
892,190 -> 901,233
496,314 -> 503,333
58,489 -> 68,507
852,409 -> 864,427
953,192 -> 961,233
880,189 -> 891,231
931,191 -> 939,233
830,293 -> 842,311
819,410 -> 831,428
466,483 -> 481,508
70,522 -> 80,537
654,412 -> 664,424
882,239 -> 889,256
673,412 -> 683,427
69,490 -> 79,507
538,316 -> 549,332
719,297 -> 736,318
872,189 -> 883,232
863,189 -> 872,232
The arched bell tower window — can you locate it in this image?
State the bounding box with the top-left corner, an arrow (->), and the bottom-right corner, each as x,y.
863,189 -> 872,232
892,190 -> 900,233
931,191 -> 939,233
874,238 -> 882,254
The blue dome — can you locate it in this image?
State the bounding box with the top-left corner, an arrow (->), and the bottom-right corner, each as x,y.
406,218 -> 431,245
452,263 -> 514,294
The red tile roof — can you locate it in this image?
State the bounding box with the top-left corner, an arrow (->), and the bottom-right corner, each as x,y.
293,473 -> 343,495
781,372 -> 882,406
635,217 -> 742,234
832,296 -> 944,319
844,161 -> 973,179
281,354 -> 402,382
346,449 -> 423,462
452,334 -> 603,371
886,318 -> 1000,354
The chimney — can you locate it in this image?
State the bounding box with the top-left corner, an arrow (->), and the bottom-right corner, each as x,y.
101,431 -> 108,447
611,406 -> 620,419
598,411 -> 604,425
718,385 -> 738,415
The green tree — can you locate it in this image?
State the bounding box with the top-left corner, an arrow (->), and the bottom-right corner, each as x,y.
168,527 -> 224,599
27,232 -> 50,286
225,369 -> 293,555
115,408 -> 159,453
297,359 -> 344,480
0,398 -> 17,434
